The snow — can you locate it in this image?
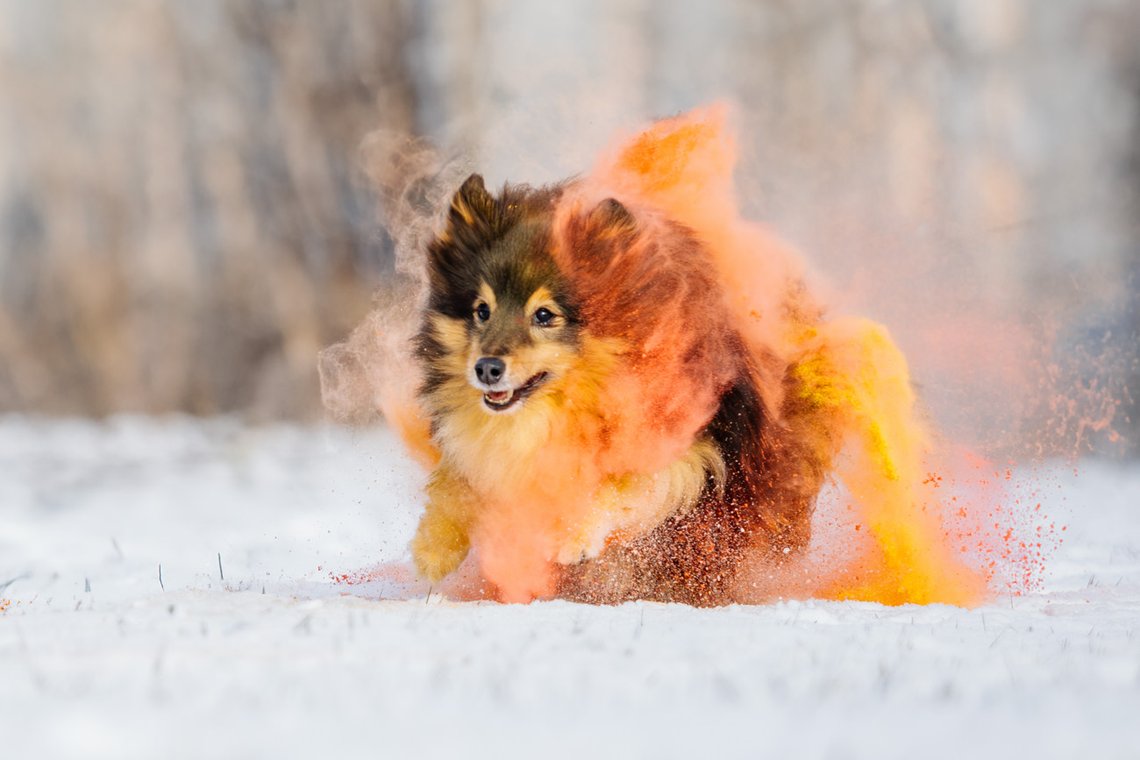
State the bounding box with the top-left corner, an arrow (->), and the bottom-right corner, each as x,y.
2,417 -> 1139,759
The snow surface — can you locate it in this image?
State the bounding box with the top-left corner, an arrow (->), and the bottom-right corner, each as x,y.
2,417 -> 1139,759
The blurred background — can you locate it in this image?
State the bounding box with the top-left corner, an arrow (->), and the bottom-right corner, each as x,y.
0,0 -> 1137,456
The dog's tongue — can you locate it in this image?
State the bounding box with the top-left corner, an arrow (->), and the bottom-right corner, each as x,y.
486,390 -> 512,404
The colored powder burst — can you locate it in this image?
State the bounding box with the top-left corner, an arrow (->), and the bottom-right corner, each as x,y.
580,105 -> 1001,606
326,103 -> 1063,607
788,320 -> 987,606
931,453 -> 1065,596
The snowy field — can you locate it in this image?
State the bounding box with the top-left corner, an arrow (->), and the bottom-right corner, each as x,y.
2,417 -> 1139,760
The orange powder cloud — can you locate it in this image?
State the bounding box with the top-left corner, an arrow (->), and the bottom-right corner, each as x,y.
554,104 -> 992,606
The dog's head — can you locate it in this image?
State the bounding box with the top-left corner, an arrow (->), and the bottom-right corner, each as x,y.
419,174 -> 603,417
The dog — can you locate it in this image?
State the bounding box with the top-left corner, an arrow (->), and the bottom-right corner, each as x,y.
408,171 -> 837,606
320,107 -> 988,608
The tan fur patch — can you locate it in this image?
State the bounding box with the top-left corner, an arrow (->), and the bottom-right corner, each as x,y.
452,196 -> 476,227
522,287 -> 566,328
476,281 -> 497,313
429,313 -> 469,355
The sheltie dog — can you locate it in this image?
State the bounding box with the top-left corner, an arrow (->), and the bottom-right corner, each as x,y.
323,107 -> 990,608
409,172 -> 835,606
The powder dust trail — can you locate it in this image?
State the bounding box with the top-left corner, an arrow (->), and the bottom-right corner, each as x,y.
319,302 -> 438,468
328,558 -> 494,601
318,131 -> 463,467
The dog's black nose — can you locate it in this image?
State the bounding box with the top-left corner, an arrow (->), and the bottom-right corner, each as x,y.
474,357 -> 505,385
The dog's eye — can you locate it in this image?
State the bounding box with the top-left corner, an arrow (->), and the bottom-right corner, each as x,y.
533,307 -> 556,326
475,302 -> 491,322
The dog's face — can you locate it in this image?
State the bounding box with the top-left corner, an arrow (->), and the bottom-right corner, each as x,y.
418,174 -> 583,417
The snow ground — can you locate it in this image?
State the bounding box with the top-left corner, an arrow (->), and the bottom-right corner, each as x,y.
1,417 -> 1139,760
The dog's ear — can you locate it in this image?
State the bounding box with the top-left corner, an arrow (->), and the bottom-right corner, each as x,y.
563,197 -> 640,280
426,174 -> 496,294
446,173 -> 498,241
585,198 -> 638,243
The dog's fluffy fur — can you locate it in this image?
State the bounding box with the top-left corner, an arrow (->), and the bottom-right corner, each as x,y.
408,172 -> 837,606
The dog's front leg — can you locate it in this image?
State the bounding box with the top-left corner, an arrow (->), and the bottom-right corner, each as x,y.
555,437 -> 725,565
411,464 -> 478,582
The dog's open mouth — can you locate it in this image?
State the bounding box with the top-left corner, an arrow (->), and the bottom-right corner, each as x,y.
483,372 -> 548,412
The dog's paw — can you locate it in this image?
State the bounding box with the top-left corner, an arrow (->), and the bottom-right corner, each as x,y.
411,515 -> 470,582
555,526 -> 608,565
413,544 -> 466,583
